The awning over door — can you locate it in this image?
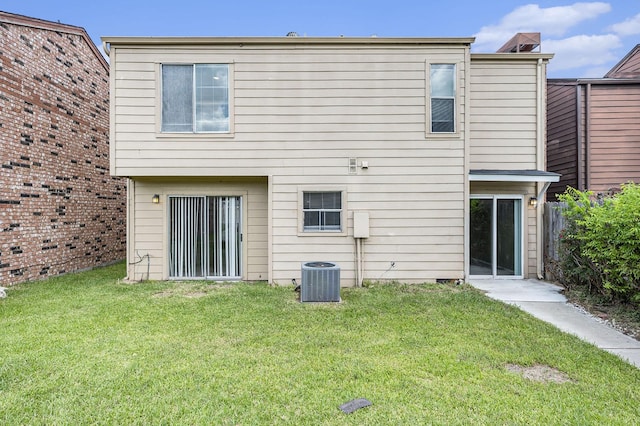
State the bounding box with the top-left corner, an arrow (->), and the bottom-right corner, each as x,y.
469,169 -> 561,199
469,169 -> 560,183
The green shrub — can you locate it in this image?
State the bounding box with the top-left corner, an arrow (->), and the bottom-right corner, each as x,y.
558,184 -> 640,304
579,184 -> 640,301
557,187 -> 603,295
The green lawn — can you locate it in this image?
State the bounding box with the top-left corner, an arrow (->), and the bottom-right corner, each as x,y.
1,262 -> 639,425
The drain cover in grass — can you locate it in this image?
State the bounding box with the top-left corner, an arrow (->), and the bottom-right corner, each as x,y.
340,398 -> 372,414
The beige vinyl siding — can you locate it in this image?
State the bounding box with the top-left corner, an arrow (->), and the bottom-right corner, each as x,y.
269,166 -> 466,285
127,177 -> 268,281
110,41 -> 469,284
469,60 -> 541,170
111,46 -> 466,176
271,175 -> 465,285
467,56 -> 552,279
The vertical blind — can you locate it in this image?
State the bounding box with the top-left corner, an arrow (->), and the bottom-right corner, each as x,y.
169,196 -> 241,278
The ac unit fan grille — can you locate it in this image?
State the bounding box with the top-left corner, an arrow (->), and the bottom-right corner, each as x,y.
301,261 -> 340,302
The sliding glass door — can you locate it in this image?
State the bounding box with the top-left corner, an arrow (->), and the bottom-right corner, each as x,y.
470,196 -> 523,278
169,196 -> 242,279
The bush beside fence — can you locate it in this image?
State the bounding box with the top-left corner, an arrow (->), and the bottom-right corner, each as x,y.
549,184 -> 640,305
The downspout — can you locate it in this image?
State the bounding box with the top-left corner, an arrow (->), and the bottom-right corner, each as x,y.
576,84 -> 583,190
463,46 -> 471,281
355,237 -> 364,287
102,41 -> 110,57
585,83 -> 591,190
268,175 -> 273,285
126,179 -> 134,280
536,58 -> 545,279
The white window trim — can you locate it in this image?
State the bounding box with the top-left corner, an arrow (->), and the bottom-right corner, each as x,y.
426,61 -> 460,138
468,194 -> 525,280
155,62 -> 235,138
297,187 -> 347,237
164,191 -> 248,280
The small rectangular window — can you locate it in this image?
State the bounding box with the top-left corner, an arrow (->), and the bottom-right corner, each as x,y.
430,64 -> 456,133
303,191 -> 342,232
161,64 -> 229,133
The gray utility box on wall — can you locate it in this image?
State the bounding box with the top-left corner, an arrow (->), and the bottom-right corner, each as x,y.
301,262 -> 340,302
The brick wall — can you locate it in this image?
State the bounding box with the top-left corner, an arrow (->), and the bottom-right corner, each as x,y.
0,18 -> 126,285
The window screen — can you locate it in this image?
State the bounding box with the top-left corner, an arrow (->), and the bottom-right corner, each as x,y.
430,64 -> 455,133
161,64 -> 229,133
303,192 -> 342,232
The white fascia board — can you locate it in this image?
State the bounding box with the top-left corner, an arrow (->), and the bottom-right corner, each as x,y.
469,174 -> 560,182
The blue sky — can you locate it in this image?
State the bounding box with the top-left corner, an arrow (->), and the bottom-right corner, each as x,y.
3,1 -> 640,78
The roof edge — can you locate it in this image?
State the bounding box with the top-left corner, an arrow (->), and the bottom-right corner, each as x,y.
0,10 -> 85,33
101,36 -> 476,46
0,11 -> 108,72
471,52 -> 554,61
604,44 -> 640,78
548,77 -> 640,85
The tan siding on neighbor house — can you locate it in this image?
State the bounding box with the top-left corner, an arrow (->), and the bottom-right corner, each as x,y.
547,79 -> 640,198
605,45 -> 640,78
469,60 -> 541,170
588,84 -> 640,191
547,82 -> 579,200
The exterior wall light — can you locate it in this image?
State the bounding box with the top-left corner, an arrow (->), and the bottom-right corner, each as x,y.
528,197 -> 538,208
152,194 -> 160,204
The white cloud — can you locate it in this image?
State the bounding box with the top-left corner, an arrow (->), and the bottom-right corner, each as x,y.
544,34 -> 621,73
609,12 -> 640,36
474,2 -> 611,52
579,65 -> 614,78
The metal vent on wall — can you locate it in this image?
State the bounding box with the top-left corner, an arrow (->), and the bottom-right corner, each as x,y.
301,262 -> 340,302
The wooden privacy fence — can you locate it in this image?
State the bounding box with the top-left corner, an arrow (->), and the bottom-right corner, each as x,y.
543,202 -> 567,280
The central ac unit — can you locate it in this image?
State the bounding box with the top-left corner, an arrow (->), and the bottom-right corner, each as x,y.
301,261 -> 340,302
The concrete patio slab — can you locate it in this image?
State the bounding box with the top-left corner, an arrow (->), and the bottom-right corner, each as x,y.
469,278 -> 640,368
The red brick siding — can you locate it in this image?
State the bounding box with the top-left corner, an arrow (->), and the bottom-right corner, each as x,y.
0,20 -> 125,285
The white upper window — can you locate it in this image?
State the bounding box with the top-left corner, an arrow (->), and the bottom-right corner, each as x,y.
161,64 -> 229,133
430,64 -> 456,133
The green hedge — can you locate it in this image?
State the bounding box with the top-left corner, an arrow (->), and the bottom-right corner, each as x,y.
558,183 -> 640,304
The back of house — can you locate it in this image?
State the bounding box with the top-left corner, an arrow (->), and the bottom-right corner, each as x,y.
104,34 -> 553,285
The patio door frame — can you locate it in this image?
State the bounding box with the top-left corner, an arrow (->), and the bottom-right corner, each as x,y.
167,194 -> 244,280
469,194 -> 525,279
